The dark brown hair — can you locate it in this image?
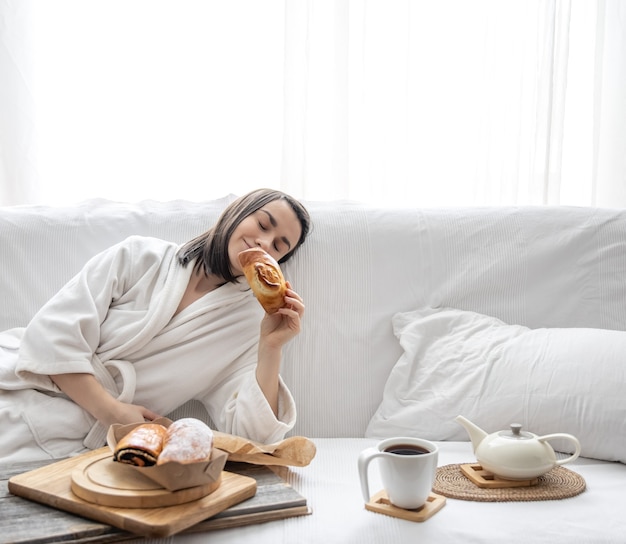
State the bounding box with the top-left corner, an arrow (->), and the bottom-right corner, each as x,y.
177,189 -> 311,283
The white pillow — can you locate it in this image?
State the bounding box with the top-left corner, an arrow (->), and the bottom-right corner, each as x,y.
366,307 -> 626,464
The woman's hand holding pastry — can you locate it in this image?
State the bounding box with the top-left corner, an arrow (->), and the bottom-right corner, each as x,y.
256,282 -> 304,416
260,282 -> 305,348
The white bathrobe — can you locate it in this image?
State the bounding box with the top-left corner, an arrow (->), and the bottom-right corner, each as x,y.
0,236 -> 296,462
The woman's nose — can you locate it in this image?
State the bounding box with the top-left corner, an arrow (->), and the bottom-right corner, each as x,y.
255,236 -> 270,251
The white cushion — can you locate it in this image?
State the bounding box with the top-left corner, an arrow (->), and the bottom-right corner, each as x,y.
366,307 -> 626,464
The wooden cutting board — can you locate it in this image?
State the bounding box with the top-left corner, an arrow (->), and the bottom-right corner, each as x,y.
8,447 -> 257,538
70,449 -> 222,508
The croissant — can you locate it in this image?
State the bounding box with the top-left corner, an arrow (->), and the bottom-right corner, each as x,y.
238,247 -> 287,314
157,418 -> 214,465
113,423 -> 167,467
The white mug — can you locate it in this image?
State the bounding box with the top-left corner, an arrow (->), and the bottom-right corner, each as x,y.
358,437 -> 438,510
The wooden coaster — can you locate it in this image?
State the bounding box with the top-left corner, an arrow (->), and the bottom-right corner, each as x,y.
365,490 -> 446,522
460,464 -> 539,488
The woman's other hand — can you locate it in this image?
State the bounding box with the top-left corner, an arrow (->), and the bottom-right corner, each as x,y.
105,400 -> 161,428
51,373 -> 161,428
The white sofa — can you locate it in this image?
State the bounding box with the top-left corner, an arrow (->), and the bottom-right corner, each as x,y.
1,197 -> 625,544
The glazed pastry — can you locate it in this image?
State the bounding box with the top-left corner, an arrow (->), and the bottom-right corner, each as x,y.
113,423 -> 168,467
238,247 -> 287,314
157,418 -> 214,465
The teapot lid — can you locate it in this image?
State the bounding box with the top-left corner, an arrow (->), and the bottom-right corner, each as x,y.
498,423 -> 533,440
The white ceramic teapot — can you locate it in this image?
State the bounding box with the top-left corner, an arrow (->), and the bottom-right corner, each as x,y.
455,415 -> 581,480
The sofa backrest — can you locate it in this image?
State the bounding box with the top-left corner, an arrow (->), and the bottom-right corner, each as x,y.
2,199 -> 626,438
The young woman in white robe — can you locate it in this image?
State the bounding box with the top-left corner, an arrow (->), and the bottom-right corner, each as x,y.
0,189 -> 311,463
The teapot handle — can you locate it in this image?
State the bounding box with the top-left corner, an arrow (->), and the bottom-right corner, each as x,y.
537,433 -> 581,466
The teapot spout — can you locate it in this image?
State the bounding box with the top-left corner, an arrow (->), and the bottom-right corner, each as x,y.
455,415 -> 488,453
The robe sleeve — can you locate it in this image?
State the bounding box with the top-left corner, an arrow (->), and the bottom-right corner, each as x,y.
198,348 -> 297,444
15,236 -> 167,390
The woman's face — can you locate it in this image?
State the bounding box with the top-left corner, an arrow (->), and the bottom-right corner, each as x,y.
228,199 -> 303,276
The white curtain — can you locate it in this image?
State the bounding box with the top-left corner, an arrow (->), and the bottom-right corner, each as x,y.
1,0 -> 625,207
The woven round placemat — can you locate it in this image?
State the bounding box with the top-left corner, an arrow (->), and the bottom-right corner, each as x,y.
433,463 -> 586,502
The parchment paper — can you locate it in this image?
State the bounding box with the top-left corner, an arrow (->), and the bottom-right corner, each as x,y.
213,431 -> 316,467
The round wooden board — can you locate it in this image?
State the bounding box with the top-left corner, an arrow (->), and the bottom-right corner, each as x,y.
70,450 -> 220,508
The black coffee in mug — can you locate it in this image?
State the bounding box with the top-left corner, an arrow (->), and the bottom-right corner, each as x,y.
384,444 -> 430,456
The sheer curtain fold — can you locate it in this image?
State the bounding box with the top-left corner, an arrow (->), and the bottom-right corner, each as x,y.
0,0 -> 625,207
0,1 -> 39,205
282,0 -> 626,207
593,0 -> 626,206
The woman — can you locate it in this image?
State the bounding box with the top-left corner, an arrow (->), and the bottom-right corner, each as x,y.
0,189 -> 311,463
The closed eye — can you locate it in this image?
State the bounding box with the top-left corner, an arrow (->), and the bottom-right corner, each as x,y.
259,209 -> 293,253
